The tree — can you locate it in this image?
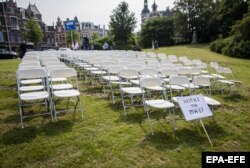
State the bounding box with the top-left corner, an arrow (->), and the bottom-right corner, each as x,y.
91,32 -> 101,42
173,0 -> 216,42
66,30 -> 80,45
140,17 -> 174,48
26,18 -> 43,45
215,0 -> 248,37
109,1 -> 137,47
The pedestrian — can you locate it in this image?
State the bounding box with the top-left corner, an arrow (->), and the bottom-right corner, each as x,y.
103,42 -> 109,50
19,42 -> 27,58
154,40 -> 158,49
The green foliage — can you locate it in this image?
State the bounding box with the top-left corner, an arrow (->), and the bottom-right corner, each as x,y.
66,31 -> 80,45
26,18 -> 43,45
173,0 -> 216,42
210,2 -> 250,58
210,37 -> 250,58
215,0 -> 248,37
140,17 -> 174,48
109,1 -> 137,47
210,38 -> 226,54
91,32 -> 101,42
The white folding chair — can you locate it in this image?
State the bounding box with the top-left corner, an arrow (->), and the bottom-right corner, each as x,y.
118,69 -> 144,115
216,67 -> 242,94
17,68 -> 52,128
140,77 -> 175,135
50,68 -> 83,120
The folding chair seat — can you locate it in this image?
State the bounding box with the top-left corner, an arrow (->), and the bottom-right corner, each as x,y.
178,56 -> 188,62
17,68 -> 52,128
193,76 -> 212,94
102,65 -> 126,103
140,77 -> 175,135
212,67 -> 226,79
165,76 -> 190,97
191,67 -> 202,76
216,67 -> 241,94
50,68 -> 83,120
177,67 -> 192,80
170,76 -> 220,109
196,63 -> 208,74
118,69 -> 144,115
160,68 -> 178,83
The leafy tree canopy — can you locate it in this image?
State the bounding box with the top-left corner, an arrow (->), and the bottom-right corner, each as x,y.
26,18 -> 43,45
109,1 -> 137,45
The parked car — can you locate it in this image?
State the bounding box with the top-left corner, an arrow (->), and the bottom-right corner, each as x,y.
0,49 -> 17,59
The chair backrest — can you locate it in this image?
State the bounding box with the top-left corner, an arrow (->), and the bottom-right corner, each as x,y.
160,68 -> 178,77
191,67 -> 202,75
17,68 -> 47,79
118,69 -> 139,79
179,56 -> 188,62
215,67 -> 225,74
177,67 -> 192,75
140,68 -> 158,77
108,65 -> 125,74
19,62 -> 41,67
169,76 -> 189,85
196,63 -> 207,69
49,68 -> 77,78
183,60 -> 193,66
210,62 -> 219,69
140,77 -> 162,88
193,76 -> 211,86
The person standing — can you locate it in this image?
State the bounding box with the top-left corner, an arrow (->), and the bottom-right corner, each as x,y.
19,42 -> 27,58
103,42 -> 109,50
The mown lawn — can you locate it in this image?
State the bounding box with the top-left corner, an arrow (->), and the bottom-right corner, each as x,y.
0,45 -> 250,168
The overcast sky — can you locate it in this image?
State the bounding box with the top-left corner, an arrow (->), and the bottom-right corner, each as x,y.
17,0 -> 175,31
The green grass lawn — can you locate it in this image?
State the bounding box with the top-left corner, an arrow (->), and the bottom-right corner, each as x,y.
0,45 -> 250,168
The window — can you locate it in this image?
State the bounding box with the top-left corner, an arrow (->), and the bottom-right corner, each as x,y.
10,7 -> 14,13
11,17 -> 18,29
21,11 -> 26,19
58,27 -> 62,32
9,32 -> 15,42
17,33 -> 22,43
0,32 -> 4,42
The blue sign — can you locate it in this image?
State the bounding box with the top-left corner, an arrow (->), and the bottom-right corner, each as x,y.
64,20 -> 76,31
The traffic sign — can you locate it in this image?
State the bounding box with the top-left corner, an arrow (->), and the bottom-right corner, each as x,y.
64,20 -> 76,31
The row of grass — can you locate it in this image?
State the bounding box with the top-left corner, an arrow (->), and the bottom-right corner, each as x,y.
0,45 -> 250,168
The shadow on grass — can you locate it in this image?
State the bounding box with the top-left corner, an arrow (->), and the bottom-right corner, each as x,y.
141,119 -> 228,150
1,120 -> 73,145
223,94 -> 248,102
141,128 -> 206,150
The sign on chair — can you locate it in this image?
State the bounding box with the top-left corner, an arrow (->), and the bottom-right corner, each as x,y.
177,94 -> 213,121
176,94 -> 214,146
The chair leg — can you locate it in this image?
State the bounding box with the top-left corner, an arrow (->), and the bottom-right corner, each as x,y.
53,99 -> 58,121
19,100 -> 24,128
78,96 -> 84,119
120,91 -> 127,115
144,105 -> 154,135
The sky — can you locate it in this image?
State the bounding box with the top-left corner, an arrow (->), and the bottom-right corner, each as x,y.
17,0 -> 175,32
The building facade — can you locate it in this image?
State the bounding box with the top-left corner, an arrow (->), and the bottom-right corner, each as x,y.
0,0 -> 107,51
81,22 -> 106,40
0,0 -> 25,51
0,0 -> 55,51
141,0 -> 172,25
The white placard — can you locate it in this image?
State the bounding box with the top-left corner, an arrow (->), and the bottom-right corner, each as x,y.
176,95 -> 213,121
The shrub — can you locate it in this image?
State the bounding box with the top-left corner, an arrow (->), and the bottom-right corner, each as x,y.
210,38 -> 226,53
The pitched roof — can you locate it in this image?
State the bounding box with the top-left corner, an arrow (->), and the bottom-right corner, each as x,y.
28,4 -> 41,15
